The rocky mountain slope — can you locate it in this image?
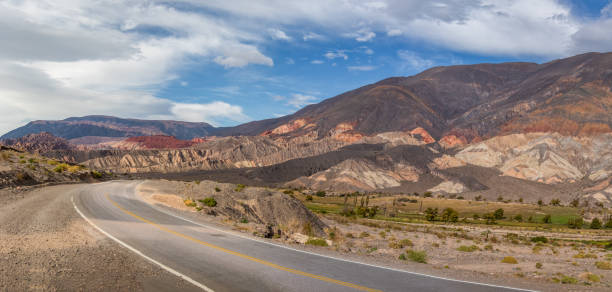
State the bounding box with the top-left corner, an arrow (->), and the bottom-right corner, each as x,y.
1,132 -> 74,153
1,116 -> 215,140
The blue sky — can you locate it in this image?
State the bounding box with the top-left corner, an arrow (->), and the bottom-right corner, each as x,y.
1,0 -> 612,134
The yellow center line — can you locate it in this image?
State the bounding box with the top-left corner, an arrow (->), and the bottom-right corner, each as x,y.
106,194 -> 381,292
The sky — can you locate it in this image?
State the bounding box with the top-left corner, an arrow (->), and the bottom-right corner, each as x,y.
1,0 -> 612,135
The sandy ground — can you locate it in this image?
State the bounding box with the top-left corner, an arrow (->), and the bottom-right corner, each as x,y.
0,185 -> 198,291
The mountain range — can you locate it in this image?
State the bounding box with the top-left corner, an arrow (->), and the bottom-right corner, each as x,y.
2,52 -> 612,206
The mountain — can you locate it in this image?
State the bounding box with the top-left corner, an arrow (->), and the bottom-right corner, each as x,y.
1,115 -> 215,141
217,52 -> 612,143
1,132 -> 74,153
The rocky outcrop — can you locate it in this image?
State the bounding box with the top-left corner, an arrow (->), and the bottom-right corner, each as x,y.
456,133 -> 612,184
1,132 -> 74,153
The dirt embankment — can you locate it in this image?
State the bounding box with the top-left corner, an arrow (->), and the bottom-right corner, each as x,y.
0,185 -> 198,291
137,180 -> 328,237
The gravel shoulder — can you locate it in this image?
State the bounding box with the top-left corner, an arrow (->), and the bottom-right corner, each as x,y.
0,184 -> 198,291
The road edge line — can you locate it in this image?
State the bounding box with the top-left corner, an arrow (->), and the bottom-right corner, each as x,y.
137,182 -> 536,292
71,195 -> 214,292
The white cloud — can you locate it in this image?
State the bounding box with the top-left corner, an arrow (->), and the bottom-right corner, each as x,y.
397,50 -> 434,71
310,60 -> 324,64
387,29 -> 402,36
286,93 -> 318,108
324,50 -> 348,60
285,57 -> 295,64
348,65 -> 376,71
170,102 -> 248,125
268,28 -> 292,40
345,28 -> 376,42
303,32 -> 325,41
180,81 -> 189,86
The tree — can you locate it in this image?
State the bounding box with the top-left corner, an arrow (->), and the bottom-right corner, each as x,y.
315,190 -> 326,197
497,195 -> 504,202
424,207 -> 438,221
542,214 -> 552,224
567,217 -> 583,229
513,214 -> 523,222
537,199 -> 543,206
604,218 -> 612,229
493,208 -> 505,220
590,218 -> 602,229
483,213 -> 496,225
550,198 -> 561,206
441,208 -> 459,223
570,198 -> 580,208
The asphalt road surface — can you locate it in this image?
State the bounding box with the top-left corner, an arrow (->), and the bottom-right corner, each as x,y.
73,181 -> 533,292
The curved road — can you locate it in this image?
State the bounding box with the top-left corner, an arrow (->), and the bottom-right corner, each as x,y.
73,181 -> 533,292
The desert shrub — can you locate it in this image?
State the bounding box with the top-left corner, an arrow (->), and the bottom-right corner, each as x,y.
595,261 -> 612,270
398,239 -> 413,247
537,199 -> 543,206
48,160 -> 59,165
585,273 -> 600,282
457,245 -> 479,252
234,184 -> 246,192
472,214 -> 480,220
590,218 -> 602,229
574,252 -> 597,259
484,244 -> 493,251
199,197 -> 217,207
530,236 -> 548,243
605,219 -> 612,229
214,187 -> 221,192
315,191 -> 326,197
306,238 -> 328,246
474,195 -> 482,201
423,192 -> 432,198
542,214 -> 552,224
378,231 -> 386,239
567,217 -> 583,229
501,256 -> 518,264
194,180 -> 200,185
283,190 -> 293,195
345,233 -> 354,238
302,222 -> 313,236
497,195 -> 504,201
483,213 -> 496,225
560,275 -> 578,284
91,170 -> 103,178
359,231 -> 369,238
405,250 -> 427,263
68,165 -> 83,173
398,253 -> 407,260
513,214 -> 523,222
535,262 -> 543,269
184,199 -> 197,207
550,198 -> 561,206
53,163 -> 69,173
0,152 -> 9,160
570,198 -> 580,207
306,195 -> 313,201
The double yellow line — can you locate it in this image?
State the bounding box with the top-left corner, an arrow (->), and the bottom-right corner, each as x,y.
106,194 -> 381,292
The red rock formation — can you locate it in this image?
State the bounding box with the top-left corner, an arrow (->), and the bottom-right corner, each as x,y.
409,127 -> 435,144
438,135 -> 467,148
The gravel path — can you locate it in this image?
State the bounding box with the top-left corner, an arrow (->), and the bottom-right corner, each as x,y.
0,185 -> 199,291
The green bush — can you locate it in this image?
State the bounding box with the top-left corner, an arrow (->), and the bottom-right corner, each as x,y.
457,245 -> 479,252
214,187 -> 221,192
199,197 -> 217,207
535,262 -> 543,269
493,208 -> 504,220
405,250 -> 427,263
234,184 -> 246,192
590,218 -> 602,229
283,190 -> 293,195
423,192 -> 432,198
441,208 -> 458,223
184,199 -> 197,207
542,214 -> 552,224
305,238 -> 328,246
53,163 -> 69,173
398,253 -> 407,260
306,195 -> 313,201
315,191 -> 326,197
501,256 -> 518,264
567,217 -> 583,229
91,170 -> 103,178
424,207 -> 438,221
560,275 -> 577,284
595,261 -> 612,270
530,236 -> 548,243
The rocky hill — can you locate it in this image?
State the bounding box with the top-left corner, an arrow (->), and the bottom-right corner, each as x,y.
1,116 -> 215,140
1,132 -> 74,153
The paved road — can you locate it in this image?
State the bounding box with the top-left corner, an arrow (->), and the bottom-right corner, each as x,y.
73,181 -> 533,292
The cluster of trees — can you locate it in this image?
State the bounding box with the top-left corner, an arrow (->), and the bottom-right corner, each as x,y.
567,216 -> 612,229
424,207 -> 459,223
340,192 -> 378,218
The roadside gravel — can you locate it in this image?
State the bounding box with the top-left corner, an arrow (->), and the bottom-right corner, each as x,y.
0,185 -> 199,291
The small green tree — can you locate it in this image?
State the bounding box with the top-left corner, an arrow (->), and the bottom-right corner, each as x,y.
315,190 -> 326,197
483,213 -> 496,225
493,208 -> 504,220
605,218 -> 612,229
537,199 -> 543,206
441,208 -> 458,223
542,214 -> 552,224
570,198 -> 580,208
550,198 -> 561,206
424,207 -> 438,221
590,218 -> 602,229
513,214 -> 523,222
567,216 -> 583,229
